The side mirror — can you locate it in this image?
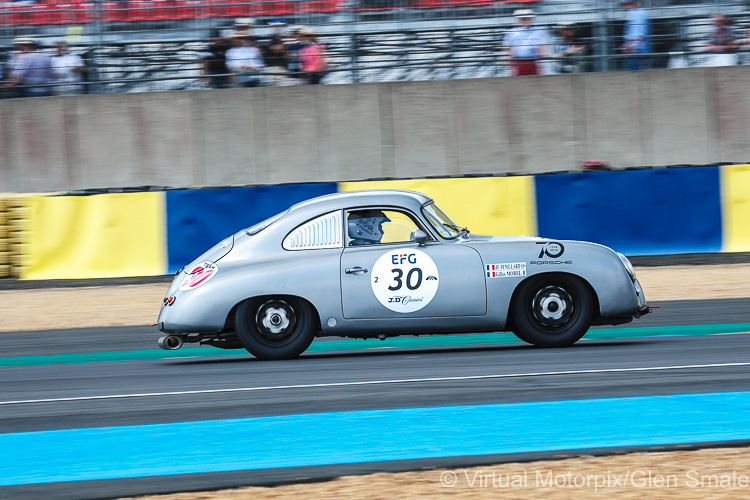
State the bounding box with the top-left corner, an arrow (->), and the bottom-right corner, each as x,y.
411,230 -> 428,246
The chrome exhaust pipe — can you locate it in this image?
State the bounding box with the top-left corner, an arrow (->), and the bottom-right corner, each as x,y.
158,334 -> 184,350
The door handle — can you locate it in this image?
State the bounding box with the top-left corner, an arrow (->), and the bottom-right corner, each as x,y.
345,267 -> 368,275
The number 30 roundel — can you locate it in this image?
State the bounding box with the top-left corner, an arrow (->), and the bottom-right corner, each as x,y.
371,248 -> 439,313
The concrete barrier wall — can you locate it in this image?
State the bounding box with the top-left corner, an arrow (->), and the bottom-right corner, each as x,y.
4,66 -> 750,193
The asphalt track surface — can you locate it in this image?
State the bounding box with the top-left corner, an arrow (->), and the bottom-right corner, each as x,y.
2,298 -> 750,499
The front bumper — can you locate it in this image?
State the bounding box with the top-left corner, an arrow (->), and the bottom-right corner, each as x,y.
631,277 -> 653,318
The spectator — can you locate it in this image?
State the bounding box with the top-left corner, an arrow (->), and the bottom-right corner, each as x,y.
203,31 -> 232,89
225,33 -> 265,88
50,42 -> 85,96
299,28 -> 329,85
267,18 -> 287,41
552,22 -> 586,74
620,1 -> 652,70
234,18 -> 256,38
704,15 -> 738,66
263,19 -> 289,86
3,38 -> 53,98
285,26 -> 306,85
501,9 -> 551,76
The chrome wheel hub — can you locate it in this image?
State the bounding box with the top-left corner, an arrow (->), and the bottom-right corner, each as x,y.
261,306 -> 291,334
532,286 -> 574,328
255,300 -> 297,342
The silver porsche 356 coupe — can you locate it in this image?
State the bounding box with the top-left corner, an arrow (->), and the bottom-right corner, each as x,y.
158,190 -> 650,360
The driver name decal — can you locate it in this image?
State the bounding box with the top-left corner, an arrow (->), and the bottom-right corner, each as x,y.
179,262 -> 218,291
371,248 -> 439,313
486,262 -> 526,278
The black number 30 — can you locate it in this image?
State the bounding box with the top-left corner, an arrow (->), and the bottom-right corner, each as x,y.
388,268 -> 422,291
388,268 -> 403,290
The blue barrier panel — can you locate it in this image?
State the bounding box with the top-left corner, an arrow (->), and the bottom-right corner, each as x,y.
166,183 -> 337,273
535,167 -> 722,255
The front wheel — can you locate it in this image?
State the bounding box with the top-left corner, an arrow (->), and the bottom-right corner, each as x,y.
511,274 -> 594,347
235,297 -> 316,360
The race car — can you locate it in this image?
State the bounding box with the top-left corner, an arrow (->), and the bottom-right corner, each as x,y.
157,190 -> 650,360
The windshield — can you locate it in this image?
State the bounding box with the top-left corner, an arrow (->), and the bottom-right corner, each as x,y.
245,209 -> 288,236
422,203 -> 466,239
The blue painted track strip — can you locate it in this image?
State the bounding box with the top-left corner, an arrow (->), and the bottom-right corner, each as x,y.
3,391 -> 750,486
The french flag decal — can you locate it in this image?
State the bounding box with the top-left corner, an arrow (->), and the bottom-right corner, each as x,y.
486,262 -> 527,278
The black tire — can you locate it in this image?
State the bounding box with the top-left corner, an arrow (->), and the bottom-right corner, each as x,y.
235,297 -> 316,360
510,274 -> 594,348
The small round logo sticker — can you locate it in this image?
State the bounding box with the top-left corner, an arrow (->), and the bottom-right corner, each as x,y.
179,262 -> 218,291
371,248 -> 439,313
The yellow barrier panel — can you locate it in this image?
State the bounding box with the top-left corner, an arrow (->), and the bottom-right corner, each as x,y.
339,177 -> 537,236
24,192 -> 167,280
721,164 -> 750,252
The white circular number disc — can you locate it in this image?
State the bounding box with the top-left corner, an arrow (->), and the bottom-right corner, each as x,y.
371,248 -> 439,313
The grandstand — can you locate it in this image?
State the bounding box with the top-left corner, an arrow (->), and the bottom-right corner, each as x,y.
1,0 -> 749,94
0,0 -> 540,26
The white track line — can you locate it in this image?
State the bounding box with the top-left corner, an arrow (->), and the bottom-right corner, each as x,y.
2,362 -> 749,406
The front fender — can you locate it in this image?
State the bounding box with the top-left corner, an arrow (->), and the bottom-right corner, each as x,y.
470,238 -> 644,327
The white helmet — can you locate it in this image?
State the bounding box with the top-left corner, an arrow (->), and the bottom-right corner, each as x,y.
348,211 -> 391,244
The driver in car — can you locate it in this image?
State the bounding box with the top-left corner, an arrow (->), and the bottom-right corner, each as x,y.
348,210 -> 391,246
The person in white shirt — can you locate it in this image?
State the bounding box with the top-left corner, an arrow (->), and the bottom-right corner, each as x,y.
502,9 -> 551,76
50,42 -> 85,95
4,37 -> 53,97
225,33 -> 265,87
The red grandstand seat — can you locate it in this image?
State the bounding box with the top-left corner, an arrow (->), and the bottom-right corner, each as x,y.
303,0 -> 341,13
173,1 -> 200,20
128,1 -> 151,21
149,0 -> 171,20
102,1 -> 124,21
228,0 -> 252,17
206,0 -> 225,17
257,0 -> 296,16
41,0 -> 63,24
245,0 -> 267,16
28,4 -> 53,24
413,0 -> 443,8
10,6 -> 32,25
57,1 -> 78,24
73,2 -> 95,23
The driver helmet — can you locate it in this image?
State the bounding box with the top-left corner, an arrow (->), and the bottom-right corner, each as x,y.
348,210 -> 391,244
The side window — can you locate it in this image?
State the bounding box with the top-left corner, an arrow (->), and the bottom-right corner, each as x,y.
347,209 -> 423,247
283,210 -> 343,250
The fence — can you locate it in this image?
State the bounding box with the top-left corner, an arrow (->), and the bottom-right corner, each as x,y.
2,0 -> 750,93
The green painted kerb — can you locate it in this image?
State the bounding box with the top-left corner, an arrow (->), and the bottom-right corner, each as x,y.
1,323 -> 749,368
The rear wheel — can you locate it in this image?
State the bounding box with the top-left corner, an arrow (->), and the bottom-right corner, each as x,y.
235,297 -> 316,360
511,274 -> 593,347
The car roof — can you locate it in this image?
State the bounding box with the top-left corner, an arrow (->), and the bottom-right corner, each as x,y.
288,189 -> 434,215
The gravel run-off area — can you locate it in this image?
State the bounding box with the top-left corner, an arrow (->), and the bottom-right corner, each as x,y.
126,446 -> 750,500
